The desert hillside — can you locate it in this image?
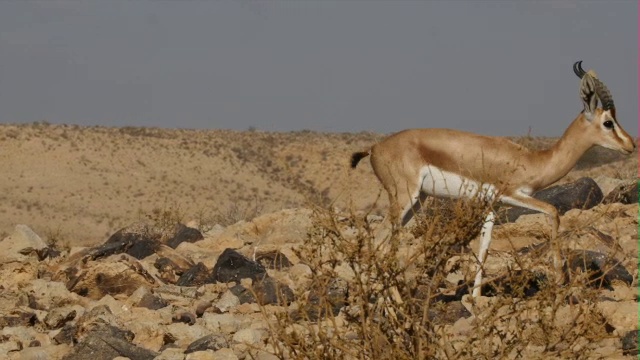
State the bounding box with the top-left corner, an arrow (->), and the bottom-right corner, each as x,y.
0,122 -> 636,246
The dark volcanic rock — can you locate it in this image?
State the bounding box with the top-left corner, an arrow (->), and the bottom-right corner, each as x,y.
565,250 -> 632,289
300,278 -> 348,321
154,256 -> 185,275
165,224 -> 204,249
230,276 -> 294,306
621,330 -> 638,356
255,250 -> 292,270
481,270 -> 548,298
62,324 -> 158,360
499,177 -> 603,223
44,307 -> 77,330
137,292 -> 169,310
176,262 -> 213,287
53,324 -> 77,345
90,224 -> 162,260
427,301 -> 472,325
185,334 -> 229,354
0,309 -> 36,328
211,248 -> 267,283
603,182 -> 638,205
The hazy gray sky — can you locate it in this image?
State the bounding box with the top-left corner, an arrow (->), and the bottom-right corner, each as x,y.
0,1 -> 636,136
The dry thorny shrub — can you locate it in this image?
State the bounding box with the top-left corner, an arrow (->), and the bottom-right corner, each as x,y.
262,197 -> 617,359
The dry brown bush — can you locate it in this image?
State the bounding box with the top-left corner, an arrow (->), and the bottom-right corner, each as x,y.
262,199 -> 619,359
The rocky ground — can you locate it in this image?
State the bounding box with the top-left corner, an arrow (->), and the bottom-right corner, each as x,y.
0,175 -> 637,359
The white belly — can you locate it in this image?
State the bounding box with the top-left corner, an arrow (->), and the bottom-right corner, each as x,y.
419,165 -> 497,201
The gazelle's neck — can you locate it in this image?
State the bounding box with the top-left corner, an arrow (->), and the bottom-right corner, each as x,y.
536,115 -> 594,188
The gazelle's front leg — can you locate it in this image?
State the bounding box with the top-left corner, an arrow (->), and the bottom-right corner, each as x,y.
472,211 -> 496,297
500,194 -> 562,282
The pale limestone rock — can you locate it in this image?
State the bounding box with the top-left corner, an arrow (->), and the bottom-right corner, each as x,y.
211,348 -> 238,360
593,176 -> 626,198
8,344 -> 71,360
24,279 -> 86,310
232,328 -> 266,346
201,313 -> 247,334
253,351 -> 279,360
0,225 -> 48,263
597,301 -> 638,333
214,291 -> 240,313
165,323 -> 211,348
155,347 -> 186,360
185,350 -> 216,360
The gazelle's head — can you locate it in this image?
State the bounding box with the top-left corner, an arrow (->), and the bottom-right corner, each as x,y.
573,61 -> 636,154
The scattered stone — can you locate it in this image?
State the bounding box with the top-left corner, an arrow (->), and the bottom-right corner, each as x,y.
137,292 -> 169,310
44,307 -> 77,330
427,301 -> 472,325
201,313 -> 244,334
62,324 -> 158,360
481,270 -> 548,298
289,263 -> 312,285
210,348 -> 238,360
13,344 -> 72,360
0,309 -> 36,328
166,224 -> 204,249
565,250 -> 632,289
24,279 -> 83,310
0,339 -> 22,356
154,253 -> 193,274
185,350 -> 217,360
154,347 -> 185,360
74,305 -> 120,340
195,301 -> 213,317
66,257 -> 158,299
621,330 -> 638,356
214,291 -> 240,313
185,334 -> 229,354
211,249 -> 267,283
499,177 -> 603,223
154,250 -> 195,283
302,278 -> 348,321
154,284 -> 199,302
90,224 -> 162,260
0,224 -> 49,263
173,312 -> 197,326
603,181 -> 637,205
177,263 -> 213,287
230,277 -> 294,306
232,328 -> 266,345
28,340 -> 41,347
53,324 -> 77,345
255,250 -> 292,270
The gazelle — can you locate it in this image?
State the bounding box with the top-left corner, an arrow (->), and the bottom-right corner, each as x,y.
351,61 -> 635,297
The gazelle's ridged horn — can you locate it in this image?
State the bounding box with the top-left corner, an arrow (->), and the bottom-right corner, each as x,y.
573,61 -> 586,78
593,78 -> 614,111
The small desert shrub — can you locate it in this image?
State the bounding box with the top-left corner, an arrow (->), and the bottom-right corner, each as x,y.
211,196 -> 264,226
141,202 -> 185,234
44,226 -> 70,252
262,197 -> 614,359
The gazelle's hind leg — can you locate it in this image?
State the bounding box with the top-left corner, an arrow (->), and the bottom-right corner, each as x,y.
374,179 -> 423,244
401,191 -> 428,227
472,211 -> 496,297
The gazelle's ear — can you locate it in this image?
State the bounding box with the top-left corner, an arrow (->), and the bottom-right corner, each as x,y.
579,74 -> 598,120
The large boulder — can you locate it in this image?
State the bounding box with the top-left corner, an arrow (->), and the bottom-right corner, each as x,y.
211,249 -> 267,283
499,177 -> 603,223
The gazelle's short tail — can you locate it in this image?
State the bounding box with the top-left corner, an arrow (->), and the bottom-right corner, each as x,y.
350,150 -> 370,168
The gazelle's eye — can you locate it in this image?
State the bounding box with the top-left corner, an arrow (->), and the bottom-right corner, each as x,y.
603,120 -> 614,129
